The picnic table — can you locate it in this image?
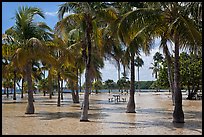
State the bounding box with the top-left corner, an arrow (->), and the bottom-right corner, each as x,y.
108,94 -> 126,102
113,94 -> 121,102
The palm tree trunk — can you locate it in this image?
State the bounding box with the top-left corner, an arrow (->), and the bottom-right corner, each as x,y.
163,39 -> 175,105
61,79 -> 63,100
138,66 -> 140,93
172,33 -> 184,123
4,87 -> 6,94
25,62 -> 35,114
80,64 -> 90,121
167,58 -> 175,105
71,81 -> 80,103
13,70 -> 17,100
117,60 -> 121,93
75,70 -> 79,103
21,78 -> 24,98
48,70 -> 52,99
80,15 -> 92,121
79,69 -> 82,93
126,52 -> 136,113
6,86 -> 9,98
57,72 -> 61,107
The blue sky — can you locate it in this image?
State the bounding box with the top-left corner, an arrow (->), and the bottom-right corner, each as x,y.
2,2 -> 161,83
2,2 -> 65,33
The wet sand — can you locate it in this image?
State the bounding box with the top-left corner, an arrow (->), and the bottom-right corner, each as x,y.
2,92 -> 202,135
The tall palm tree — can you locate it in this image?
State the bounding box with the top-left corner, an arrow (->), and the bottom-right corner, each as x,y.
58,2 -> 94,121
127,2 -> 201,123
134,56 -> 144,93
7,6 -> 54,114
160,34 -> 175,105
159,2 -> 201,123
57,2 -> 117,121
118,8 -> 155,113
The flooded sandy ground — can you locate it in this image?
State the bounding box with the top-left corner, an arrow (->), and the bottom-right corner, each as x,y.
2,92 -> 202,135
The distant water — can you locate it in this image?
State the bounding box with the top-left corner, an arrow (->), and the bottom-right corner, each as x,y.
2,88 -> 174,94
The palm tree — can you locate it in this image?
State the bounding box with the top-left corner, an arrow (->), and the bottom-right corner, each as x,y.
118,9 -> 154,113
149,52 -> 163,92
160,35 -> 175,105
58,2 -> 95,121
134,56 -> 144,93
137,2 -> 201,123
57,2 -> 117,121
112,2 -> 196,121
6,6 -> 54,114
46,35 -> 76,106
158,2 -> 201,123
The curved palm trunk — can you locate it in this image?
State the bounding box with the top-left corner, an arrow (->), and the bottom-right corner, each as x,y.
13,70 -> 17,100
172,34 -> 184,123
25,62 -> 35,114
80,15 -> 92,121
126,53 -> 136,113
162,37 -> 175,105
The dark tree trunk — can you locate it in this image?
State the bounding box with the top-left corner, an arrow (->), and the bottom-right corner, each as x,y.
126,52 -> 136,113
61,79 -> 63,100
6,87 -> 9,98
13,70 -> 17,100
72,90 -> 80,103
57,73 -> 61,107
48,70 -> 52,99
117,60 -> 121,93
79,69 -> 82,93
75,69 -> 79,102
25,62 -> 35,114
138,66 -> 140,93
21,78 -> 24,98
4,87 -> 6,94
70,79 -> 80,103
172,34 -> 184,123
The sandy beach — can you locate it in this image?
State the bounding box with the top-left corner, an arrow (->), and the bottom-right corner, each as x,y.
2,92 -> 202,135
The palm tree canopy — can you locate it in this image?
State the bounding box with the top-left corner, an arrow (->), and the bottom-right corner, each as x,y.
134,56 -> 144,67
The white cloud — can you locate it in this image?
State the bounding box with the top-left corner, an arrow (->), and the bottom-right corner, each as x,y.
45,11 -> 71,18
45,11 -> 57,16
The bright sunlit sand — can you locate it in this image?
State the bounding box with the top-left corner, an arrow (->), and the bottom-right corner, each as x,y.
2,92 -> 202,135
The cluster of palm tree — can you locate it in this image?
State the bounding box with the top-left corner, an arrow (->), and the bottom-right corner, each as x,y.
2,2 -> 202,123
